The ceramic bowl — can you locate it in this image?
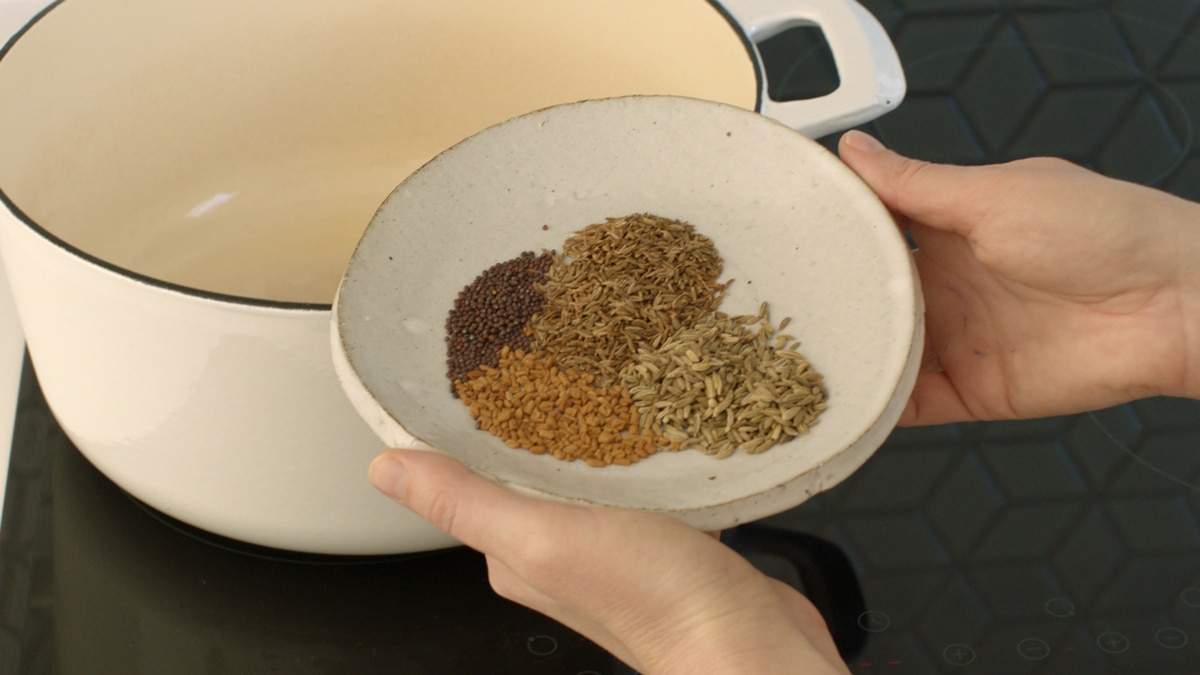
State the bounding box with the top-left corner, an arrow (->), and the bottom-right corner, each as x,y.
334,95 -> 922,530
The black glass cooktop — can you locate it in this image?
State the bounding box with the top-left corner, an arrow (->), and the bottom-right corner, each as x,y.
0,358 -> 865,674
5,2 -> 1200,673
0,369 -> 616,674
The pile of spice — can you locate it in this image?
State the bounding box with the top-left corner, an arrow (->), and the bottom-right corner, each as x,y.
443,213 -> 827,466
444,251 -> 553,387
530,213 -> 728,384
457,347 -> 668,467
620,304 -> 826,459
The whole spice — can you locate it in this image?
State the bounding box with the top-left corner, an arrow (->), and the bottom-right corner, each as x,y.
530,213 -> 728,384
455,347 -> 676,466
443,213 -> 829,465
444,251 -> 553,391
619,303 -> 827,459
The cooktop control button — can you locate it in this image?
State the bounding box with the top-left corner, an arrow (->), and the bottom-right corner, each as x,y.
1180,588 -> 1200,608
942,644 -> 977,666
1096,632 -> 1130,655
857,610 -> 891,633
1016,638 -> 1051,661
1155,627 -> 1188,650
1044,598 -> 1076,618
526,635 -> 559,656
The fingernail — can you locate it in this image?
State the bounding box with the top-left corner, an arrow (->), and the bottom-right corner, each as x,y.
369,454 -> 408,500
842,129 -> 885,153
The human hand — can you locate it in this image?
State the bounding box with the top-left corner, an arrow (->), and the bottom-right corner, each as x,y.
369,448 -> 849,675
839,130 -> 1200,425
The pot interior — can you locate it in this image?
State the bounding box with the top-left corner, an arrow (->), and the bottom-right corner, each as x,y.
0,0 -> 756,304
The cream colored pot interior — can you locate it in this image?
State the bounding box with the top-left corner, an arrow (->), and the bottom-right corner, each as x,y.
0,0 -> 756,304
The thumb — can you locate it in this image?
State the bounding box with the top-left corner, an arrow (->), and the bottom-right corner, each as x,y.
838,130 -> 990,236
368,448 -> 547,554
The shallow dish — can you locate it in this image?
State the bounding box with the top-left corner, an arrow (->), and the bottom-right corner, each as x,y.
333,95 -> 922,530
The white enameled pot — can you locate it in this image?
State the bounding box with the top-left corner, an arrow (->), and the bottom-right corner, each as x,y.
0,0 -> 904,554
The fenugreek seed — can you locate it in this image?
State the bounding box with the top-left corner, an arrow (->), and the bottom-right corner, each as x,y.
454,348 -> 669,466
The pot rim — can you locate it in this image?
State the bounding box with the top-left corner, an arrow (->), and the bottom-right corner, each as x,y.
0,0 -> 765,313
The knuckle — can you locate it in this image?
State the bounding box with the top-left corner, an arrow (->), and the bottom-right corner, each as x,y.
417,487 -> 459,535
485,562 -> 525,602
511,530 -> 561,576
894,157 -> 939,192
503,517 -> 582,583
1012,155 -> 1077,173
887,158 -> 941,211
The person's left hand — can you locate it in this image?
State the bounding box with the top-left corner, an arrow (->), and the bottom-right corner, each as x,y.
369,448 -> 849,675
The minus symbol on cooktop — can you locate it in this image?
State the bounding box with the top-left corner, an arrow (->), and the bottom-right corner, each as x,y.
1155,627 -> 1188,650
1016,638 -> 1050,661
857,610 -> 891,633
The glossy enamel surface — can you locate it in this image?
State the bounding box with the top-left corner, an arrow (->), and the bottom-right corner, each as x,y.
0,0 -> 900,552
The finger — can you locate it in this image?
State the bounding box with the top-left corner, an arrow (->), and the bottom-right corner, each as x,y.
897,372 -> 974,426
918,329 -> 944,374
368,448 -> 567,556
370,452 -> 646,669
838,130 -> 995,237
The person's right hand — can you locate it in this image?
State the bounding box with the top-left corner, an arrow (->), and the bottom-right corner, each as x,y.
838,130 -> 1200,425
369,448 -> 850,675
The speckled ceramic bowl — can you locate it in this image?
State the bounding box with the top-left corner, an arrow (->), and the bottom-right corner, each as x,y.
333,95 -> 922,530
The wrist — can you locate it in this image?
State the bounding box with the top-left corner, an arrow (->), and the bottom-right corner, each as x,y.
630,579 -> 849,675
641,627 -> 847,675
1178,213 -> 1200,400
1157,191 -> 1200,401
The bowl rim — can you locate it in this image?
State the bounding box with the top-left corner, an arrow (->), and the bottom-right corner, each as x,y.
332,94 -> 923,528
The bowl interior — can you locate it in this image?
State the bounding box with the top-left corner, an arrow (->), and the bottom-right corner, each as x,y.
335,96 -> 921,528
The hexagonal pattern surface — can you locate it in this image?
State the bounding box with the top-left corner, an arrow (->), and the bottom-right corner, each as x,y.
762,1 -> 1200,672
769,399 -> 1200,673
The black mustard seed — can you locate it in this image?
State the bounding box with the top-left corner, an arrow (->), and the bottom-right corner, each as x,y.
444,251 -> 553,393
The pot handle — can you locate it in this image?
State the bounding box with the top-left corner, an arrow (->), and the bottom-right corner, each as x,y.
718,0 -> 905,138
